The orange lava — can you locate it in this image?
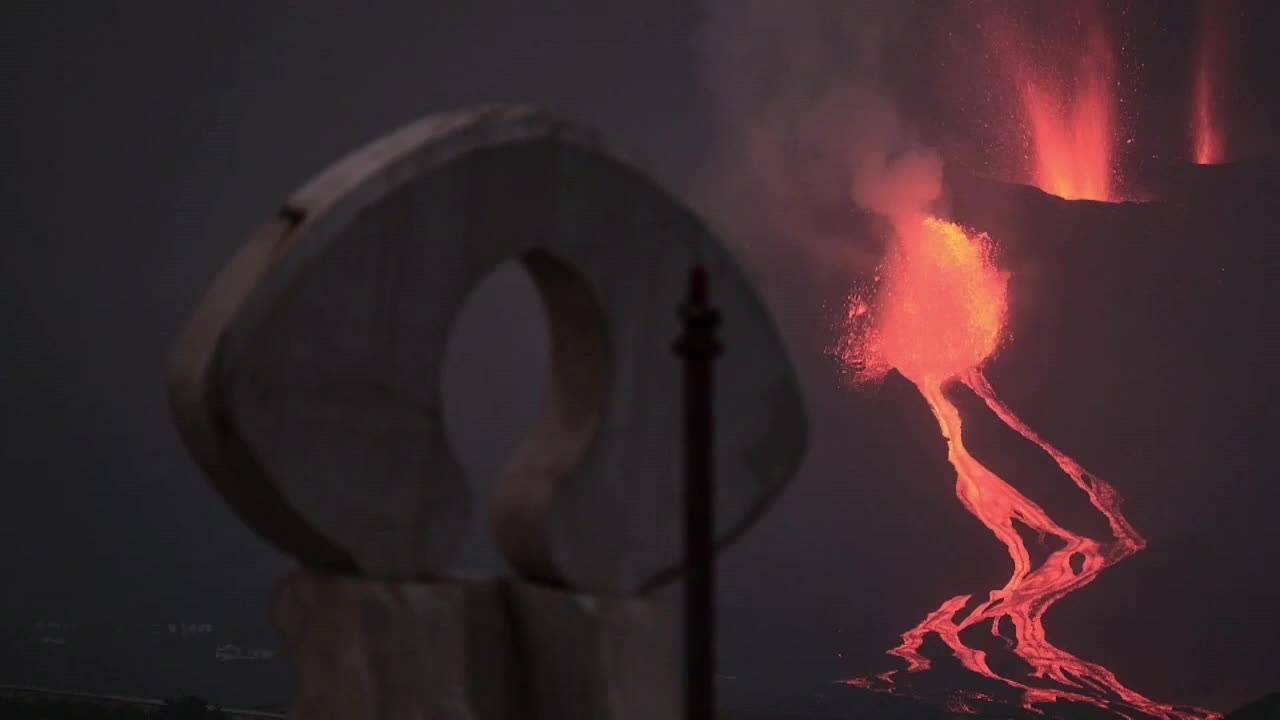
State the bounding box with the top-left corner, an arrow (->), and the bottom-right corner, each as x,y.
837,217 -> 1220,719
985,4 -> 1120,201
1192,6 -> 1226,165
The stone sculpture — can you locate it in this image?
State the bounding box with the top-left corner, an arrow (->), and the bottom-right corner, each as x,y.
170,106 -> 807,719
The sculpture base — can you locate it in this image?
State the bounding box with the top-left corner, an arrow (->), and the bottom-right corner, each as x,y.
273,567 -> 677,720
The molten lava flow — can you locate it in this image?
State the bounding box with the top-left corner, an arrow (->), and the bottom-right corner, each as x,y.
984,5 -> 1120,200
838,217 -> 1220,719
1192,6 -> 1226,165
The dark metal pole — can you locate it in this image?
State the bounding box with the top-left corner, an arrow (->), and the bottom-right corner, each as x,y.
676,264 -> 721,720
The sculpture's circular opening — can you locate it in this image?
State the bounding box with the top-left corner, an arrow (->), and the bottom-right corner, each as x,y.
441,250 -> 610,576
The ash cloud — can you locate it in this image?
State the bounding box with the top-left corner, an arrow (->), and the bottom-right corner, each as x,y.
696,0 -> 942,285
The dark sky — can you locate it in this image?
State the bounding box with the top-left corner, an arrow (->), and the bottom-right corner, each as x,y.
3,1 -> 1279,715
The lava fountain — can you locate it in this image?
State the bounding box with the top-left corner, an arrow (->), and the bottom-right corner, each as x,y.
1192,4 -> 1227,165
837,216 -> 1219,719
984,4 -> 1121,201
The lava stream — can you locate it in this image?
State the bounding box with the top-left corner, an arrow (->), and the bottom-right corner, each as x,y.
838,217 -> 1218,719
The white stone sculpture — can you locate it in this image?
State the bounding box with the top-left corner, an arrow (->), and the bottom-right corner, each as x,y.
170,107 -> 807,720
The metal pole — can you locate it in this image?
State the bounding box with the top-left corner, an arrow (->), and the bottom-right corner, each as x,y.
675,264 -> 721,720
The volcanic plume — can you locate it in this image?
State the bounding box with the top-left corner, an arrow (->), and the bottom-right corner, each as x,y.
835,216 -> 1219,719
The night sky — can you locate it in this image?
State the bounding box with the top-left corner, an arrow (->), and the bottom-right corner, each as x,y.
3,1 -> 1278,715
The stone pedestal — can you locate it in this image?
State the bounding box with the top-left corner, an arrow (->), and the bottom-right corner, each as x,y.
273,568 -> 678,720
273,569 -> 514,720
506,580 -> 679,720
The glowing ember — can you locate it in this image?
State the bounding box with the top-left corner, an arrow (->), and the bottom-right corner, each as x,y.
838,217 -> 1220,719
985,5 -> 1121,201
1192,6 -> 1227,165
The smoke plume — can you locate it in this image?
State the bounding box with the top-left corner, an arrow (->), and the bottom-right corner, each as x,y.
696,0 -> 942,285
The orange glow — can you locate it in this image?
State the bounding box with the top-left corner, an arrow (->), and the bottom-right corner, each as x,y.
1193,66 -> 1223,165
986,5 -> 1121,201
838,217 -> 1220,719
839,217 -> 1006,387
1192,7 -> 1227,165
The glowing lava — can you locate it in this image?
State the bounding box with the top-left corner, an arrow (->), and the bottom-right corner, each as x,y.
985,5 -> 1121,200
1192,5 -> 1227,165
838,216 -> 1220,719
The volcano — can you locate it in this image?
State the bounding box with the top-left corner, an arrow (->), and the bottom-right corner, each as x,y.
818,153 -> 1280,719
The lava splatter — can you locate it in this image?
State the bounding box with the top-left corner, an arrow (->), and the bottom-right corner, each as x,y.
1192,2 -> 1228,165
981,3 -> 1122,200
